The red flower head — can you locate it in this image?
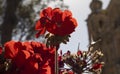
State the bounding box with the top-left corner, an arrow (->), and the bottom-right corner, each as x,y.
35,7 -> 78,37
3,40 -> 56,74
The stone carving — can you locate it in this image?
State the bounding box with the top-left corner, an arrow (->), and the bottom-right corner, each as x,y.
87,0 -> 120,74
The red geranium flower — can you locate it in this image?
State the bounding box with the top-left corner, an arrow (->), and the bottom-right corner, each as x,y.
4,40 -> 56,74
35,7 -> 78,37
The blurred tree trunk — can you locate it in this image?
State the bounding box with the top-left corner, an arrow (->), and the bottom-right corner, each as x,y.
87,0 -> 120,74
1,0 -> 21,45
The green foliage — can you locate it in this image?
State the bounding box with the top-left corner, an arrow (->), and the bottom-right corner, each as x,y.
45,33 -> 70,47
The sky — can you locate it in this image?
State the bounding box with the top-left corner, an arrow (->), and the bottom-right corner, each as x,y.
59,0 -> 110,53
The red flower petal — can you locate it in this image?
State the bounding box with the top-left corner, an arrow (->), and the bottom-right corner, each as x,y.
4,40 -> 19,59
35,20 -> 43,30
14,50 -> 31,68
62,10 -> 72,21
35,18 -> 47,38
40,7 -> 52,18
22,41 -> 34,54
52,8 -> 62,23
20,57 -> 39,74
35,27 -> 46,38
31,41 -> 47,53
19,53 -> 43,74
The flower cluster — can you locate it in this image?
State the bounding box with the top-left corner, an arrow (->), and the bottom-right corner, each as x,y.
35,7 -> 78,48
0,40 -> 55,74
58,46 -> 104,74
35,7 -> 77,37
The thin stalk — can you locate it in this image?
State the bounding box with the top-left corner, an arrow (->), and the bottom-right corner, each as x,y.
55,45 -> 59,74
